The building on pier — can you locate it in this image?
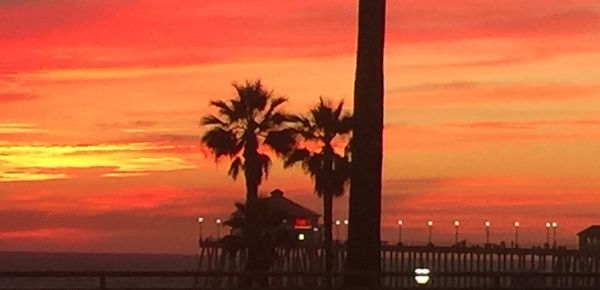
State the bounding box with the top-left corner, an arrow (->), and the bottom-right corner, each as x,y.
264,189 -> 321,244
577,225 -> 600,252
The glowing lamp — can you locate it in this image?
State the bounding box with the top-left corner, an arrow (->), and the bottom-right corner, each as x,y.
414,268 -> 431,285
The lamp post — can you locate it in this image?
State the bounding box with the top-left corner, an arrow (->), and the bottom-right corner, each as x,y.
514,221 -> 520,248
397,220 -> 403,245
335,219 -> 341,241
484,221 -> 491,245
198,217 -> 204,243
545,222 -> 552,248
344,219 -> 349,241
453,220 -> 460,245
216,218 -> 222,240
427,220 -> 433,245
552,222 -> 558,248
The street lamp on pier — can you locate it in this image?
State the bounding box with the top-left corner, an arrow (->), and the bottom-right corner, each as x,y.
335,219 -> 341,241
552,222 -> 558,248
397,220 -> 403,245
197,217 -> 204,243
216,218 -> 222,240
484,221 -> 491,245
513,221 -> 520,248
427,220 -> 433,245
343,219 -> 349,241
453,220 -> 460,245
545,222 -> 551,248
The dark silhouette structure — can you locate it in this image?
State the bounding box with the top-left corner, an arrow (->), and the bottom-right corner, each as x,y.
346,0 -> 386,288
578,226 -> 600,252
200,80 -> 297,204
200,80 -> 298,286
193,243 -> 600,289
263,189 -> 321,245
284,98 -> 352,280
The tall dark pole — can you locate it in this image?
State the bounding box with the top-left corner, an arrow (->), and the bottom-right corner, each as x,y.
552,222 -> 558,248
397,220 -> 403,245
346,0 -> 386,288
514,221 -> 520,248
216,218 -> 222,240
344,219 -> 349,241
545,222 -> 551,248
485,221 -> 490,245
427,220 -> 433,245
198,217 -> 204,244
454,220 -> 460,245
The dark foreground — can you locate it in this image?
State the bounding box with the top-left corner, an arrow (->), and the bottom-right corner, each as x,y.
1,250 -> 599,289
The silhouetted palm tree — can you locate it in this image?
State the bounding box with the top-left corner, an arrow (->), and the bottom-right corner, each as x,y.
346,0 -> 386,288
201,80 -> 297,204
284,98 -> 351,279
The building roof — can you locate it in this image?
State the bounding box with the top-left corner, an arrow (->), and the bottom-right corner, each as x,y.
264,189 -> 320,219
577,226 -> 600,237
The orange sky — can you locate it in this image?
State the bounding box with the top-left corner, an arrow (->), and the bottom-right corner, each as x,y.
1,0 -> 600,254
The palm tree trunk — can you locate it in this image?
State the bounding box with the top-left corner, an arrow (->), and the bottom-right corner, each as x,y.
323,192 -> 334,288
346,0 -> 386,288
243,136 -> 260,204
242,135 -> 261,286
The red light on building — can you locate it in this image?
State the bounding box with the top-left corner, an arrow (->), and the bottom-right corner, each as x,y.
294,218 -> 311,229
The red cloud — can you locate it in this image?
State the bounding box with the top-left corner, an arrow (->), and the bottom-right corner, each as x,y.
0,93 -> 36,102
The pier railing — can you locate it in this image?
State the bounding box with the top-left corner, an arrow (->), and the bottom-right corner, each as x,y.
198,243 -> 600,275
2,245 -> 599,289
1,270 -> 600,289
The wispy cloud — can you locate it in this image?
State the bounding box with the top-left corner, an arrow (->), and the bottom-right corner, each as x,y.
0,123 -> 45,134
0,93 -> 36,102
390,83 -> 600,106
444,119 -> 600,130
0,142 -> 196,182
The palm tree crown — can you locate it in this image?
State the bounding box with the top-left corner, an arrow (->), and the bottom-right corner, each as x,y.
285,98 -> 352,197
201,80 -> 297,203
284,98 -> 351,279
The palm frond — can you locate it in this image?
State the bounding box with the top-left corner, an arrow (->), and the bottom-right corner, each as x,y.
268,97 -> 288,113
201,128 -> 239,159
306,154 -> 325,176
257,95 -> 288,131
228,156 -> 243,180
337,114 -> 353,134
229,99 -> 247,122
209,100 -> 234,117
264,128 -> 297,156
200,114 -> 228,127
333,99 -> 345,120
234,80 -> 269,113
258,153 -> 272,179
283,148 -> 311,168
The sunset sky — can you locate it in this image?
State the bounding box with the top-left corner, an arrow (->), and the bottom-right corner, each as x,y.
1,0 -> 600,254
